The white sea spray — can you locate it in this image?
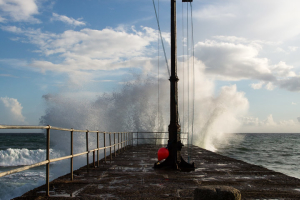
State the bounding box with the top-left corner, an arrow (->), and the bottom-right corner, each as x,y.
0,58 -> 250,200
0,148 -> 60,166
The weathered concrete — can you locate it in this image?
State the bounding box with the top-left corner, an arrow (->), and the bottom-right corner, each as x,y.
194,186 -> 241,200
13,145 -> 300,199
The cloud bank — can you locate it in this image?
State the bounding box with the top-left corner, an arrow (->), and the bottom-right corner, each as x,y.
241,114 -> 300,133
195,37 -> 300,91
0,97 -> 26,124
0,0 -> 40,23
1,25 -> 167,85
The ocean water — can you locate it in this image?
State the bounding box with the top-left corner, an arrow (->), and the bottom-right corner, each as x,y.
215,133 -> 300,179
0,133 -> 47,200
0,133 -> 300,199
0,133 -> 73,200
0,132 -> 102,200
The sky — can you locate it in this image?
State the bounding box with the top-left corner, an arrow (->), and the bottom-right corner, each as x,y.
0,0 -> 300,133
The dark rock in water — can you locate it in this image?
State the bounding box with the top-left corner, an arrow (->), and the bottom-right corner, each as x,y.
194,185 -> 241,200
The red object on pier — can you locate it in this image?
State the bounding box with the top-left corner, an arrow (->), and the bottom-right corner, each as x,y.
157,148 -> 169,161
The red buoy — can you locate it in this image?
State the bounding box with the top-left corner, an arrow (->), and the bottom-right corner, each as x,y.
157,148 -> 169,161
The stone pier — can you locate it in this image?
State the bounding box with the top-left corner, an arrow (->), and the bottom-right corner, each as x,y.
14,145 -> 300,199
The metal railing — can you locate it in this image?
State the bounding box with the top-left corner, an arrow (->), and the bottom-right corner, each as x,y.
0,125 -> 188,196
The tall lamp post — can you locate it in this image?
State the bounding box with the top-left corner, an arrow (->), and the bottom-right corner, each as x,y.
154,0 -> 195,170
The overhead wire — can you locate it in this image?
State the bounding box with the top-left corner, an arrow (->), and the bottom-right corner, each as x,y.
157,0 -> 160,133
190,1 -> 195,160
152,0 -> 170,77
153,0 -> 194,149
186,2 -> 190,163
152,0 -> 182,131
182,0 -> 185,141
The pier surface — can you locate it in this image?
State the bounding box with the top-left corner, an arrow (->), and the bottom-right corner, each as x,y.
14,145 -> 300,199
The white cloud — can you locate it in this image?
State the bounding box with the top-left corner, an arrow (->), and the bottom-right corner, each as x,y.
1,25 -> 162,85
51,13 -> 85,26
240,114 -> 300,132
195,39 -> 275,81
0,0 -> 40,23
1,25 -> 22,33
0,97 -> 26,124
193,0 -> 300,41
292,102 -> 297,105
195,38 -> 300,91
288,46 -> 298,52
241,116 -> 260,126
251,81 -> 264,90
0,16 -> 6,22
264,114 -> 276,126
265,82 -> 275,91
194,4 -> 236,20
271,61 -> 296,77
5,26 -> 158,59
275,47 -> 286,53
242,115 -> 276,127
190,1 -> 300,94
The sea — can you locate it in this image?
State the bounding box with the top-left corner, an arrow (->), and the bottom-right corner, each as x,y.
0,133 -> 300,200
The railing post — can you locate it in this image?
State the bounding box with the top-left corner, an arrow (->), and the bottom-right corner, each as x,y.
71,129 -> 73,181
46,126 -> 50,197
118,132 -> 120,154
109,132 -> 112,162
114,132 -> 116,157
86,130 -> 89,172
93,151 -> 95,168
121,132 -> 123,151
97,131 -> 99,167
104,132 -> 106,163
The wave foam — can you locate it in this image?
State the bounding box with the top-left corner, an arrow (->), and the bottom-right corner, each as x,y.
0,148 -> 60,166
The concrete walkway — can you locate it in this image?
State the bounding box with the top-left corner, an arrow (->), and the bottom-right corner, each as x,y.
14,145 -> 300,199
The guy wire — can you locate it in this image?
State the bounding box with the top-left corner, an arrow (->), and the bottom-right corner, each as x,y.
187,2 -> 190,163
157,0 -> 160,132
190,1 -> 195,161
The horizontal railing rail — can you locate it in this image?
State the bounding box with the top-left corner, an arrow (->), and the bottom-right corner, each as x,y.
0,125 -> 188,196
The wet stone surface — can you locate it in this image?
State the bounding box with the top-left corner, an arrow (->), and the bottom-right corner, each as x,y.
13,145 -> 300,199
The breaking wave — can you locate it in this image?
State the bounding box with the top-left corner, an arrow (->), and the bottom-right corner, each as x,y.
0,148 -> 61,167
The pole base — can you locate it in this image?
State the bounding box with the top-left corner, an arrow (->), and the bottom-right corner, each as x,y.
154,157 -> 195,171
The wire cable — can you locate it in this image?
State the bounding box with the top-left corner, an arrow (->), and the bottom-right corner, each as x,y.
186,2 -> 190,163
152,0 -> 170,77
182,0 -> 185,139
190,1 -> 195,160
157,0 -> 160,132
153,0 -> 183,129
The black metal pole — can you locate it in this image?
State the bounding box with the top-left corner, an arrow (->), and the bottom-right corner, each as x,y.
169,0 -> 181,166
154,0 -> 194,170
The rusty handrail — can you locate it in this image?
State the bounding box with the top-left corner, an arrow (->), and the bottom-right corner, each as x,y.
0,125 -> 189,196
